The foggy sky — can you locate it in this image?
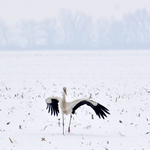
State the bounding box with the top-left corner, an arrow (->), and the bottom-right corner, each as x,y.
0,0 -> 150,24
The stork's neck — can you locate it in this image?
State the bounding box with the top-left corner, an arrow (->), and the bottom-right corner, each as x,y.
62,92 -> 66,102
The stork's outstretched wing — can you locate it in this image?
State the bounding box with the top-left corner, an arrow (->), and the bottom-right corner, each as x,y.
70,99 -> 110,119
45,97 -> 61,116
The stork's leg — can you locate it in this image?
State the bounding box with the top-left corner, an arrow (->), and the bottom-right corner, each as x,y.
68,114 -> 72,133
62,113 -> 64,135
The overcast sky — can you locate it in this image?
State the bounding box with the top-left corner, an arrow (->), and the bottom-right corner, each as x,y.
0,0 -> 150,24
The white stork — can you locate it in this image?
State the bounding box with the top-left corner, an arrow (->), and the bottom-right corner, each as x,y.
45,87 -> 110,134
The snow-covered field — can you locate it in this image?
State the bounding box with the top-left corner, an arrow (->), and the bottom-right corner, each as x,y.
0,50 -> 150,150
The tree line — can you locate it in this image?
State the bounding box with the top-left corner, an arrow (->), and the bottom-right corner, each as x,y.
0,8 -> 150,50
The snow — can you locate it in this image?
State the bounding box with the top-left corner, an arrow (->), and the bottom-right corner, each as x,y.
0,50 -> 150,150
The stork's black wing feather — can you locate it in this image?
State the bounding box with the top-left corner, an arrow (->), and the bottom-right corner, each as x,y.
94,104 -> 110,119
46,99 -> 59,116
72,100 -> 110,119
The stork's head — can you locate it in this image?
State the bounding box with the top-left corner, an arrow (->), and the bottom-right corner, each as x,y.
63,87 -> 67,95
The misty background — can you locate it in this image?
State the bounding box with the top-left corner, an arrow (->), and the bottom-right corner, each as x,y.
0,8 -> 150,50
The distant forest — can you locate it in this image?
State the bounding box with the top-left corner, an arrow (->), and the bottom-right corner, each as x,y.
0,8 -> 150,50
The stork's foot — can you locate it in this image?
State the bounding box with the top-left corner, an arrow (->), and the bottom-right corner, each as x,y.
68,127 -> 70,133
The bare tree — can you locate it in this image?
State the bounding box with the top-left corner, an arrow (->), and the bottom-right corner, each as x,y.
96,18 -> 111,46
0,18 -> 11,46
134,9 -> 150,43
59,9 -> 94,48
18,20 -> 40,48
96,17 -> 128,48
123,9 -> 150,45
123,12 -> 139,43
40,18 -> 57,46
